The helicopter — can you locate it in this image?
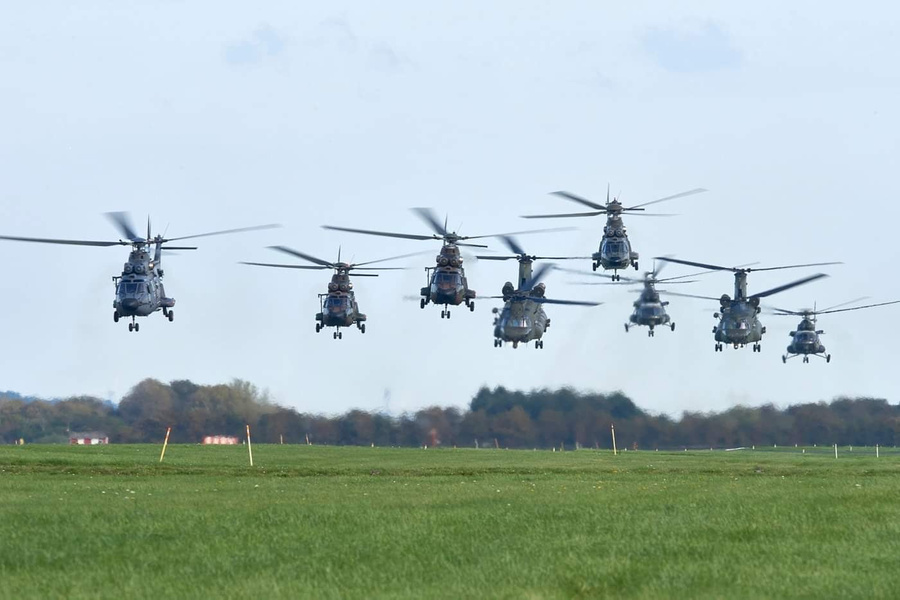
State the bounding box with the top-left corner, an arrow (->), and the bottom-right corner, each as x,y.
656,257 -> 840,352
0,213 -> 278,332
483,248 -> 600,349
769,298 -> 900,363
558,260 -> 708,336
241,246 -> 422,339
521,186 -> 707,280
323,208 -> 566,319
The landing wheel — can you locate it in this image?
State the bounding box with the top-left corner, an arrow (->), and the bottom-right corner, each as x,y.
624,324 -> 630,332
648,329 -> 654,337
634,262 -> 639,271
592,263 -> 598,272
420,298 -> 426,309
754,343 -> 761,352
803,356 -> 809,363
513,341 -> 519,349
826,354 -> 831,363
782,355 -> 787,364
333,331 -> 338,339
135,322 -> 139,332
316,323 -> 321,333
168,311 -> 174,322
128,323 -> 133,332
113,311 -> 119,323
359,324 -> 366,334
441,310 -> 445,319
494,339 -> 500,348
469,302 -> 475,312
446,310 -> 451,319
670,323 -> 676,332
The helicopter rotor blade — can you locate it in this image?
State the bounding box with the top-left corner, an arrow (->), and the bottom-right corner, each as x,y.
814,299 -> 900,315
655,257 -> 733,271
619,213 -> 679,217
524,262 -> 555,290
520,211 -> 605,219
268,246 -> 334,267
321,224 -> 436,241
163,223 -> 280,243
0,235 -> 124,247
499,235 -> 526,255
104,211 -> 143,242
753,273 -> 829,299
351,267 -> 407,271
239,262 -> 329,270
660,291 -> 723,301
411,207 -> 449,237
750,262 -> 842,272
815,297 -> 871,313
461,226 -> 575,241
351,250 -> 432,267
534,297 -> 602,307
625,188 -> 708,210
550,191 -> 607,211
454,242 -> 490,248
160,246 -> 198,250
475,255 -> 519,261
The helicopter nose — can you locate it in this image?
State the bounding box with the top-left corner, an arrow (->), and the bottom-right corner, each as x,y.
121,298 -> 140,311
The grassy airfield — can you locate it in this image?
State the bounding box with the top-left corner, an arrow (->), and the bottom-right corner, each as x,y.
2,445 -> 899,599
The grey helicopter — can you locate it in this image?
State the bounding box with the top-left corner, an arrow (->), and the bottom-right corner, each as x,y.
323,208 -> 565,319
0,213 -> 278,332
769,298 -> 900,364
521,186 -> 707,280
558,260 -> 709,336
241,246 -> 422,339
656,257 -> 840,352
482,241 -> 600,349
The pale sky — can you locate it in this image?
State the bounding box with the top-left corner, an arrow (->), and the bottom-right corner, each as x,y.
1,2 -> 898,416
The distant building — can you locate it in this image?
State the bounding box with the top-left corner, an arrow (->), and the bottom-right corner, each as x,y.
69,432 -> 109,445
203,436 -> 239,445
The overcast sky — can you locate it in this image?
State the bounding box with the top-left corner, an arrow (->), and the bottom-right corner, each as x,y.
1,2 -> 898,416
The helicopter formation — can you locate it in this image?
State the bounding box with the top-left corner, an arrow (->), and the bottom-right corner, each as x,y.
0,188 -> 895,363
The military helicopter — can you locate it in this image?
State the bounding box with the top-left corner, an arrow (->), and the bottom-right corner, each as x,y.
323,208 -> 565,319
0,213 -> 278,332
559,260 -> 708,336
521,186 -> 707,280
656,257 -> 839,352
484,250 -> 600,349
241,246 -> 422,339
769,298 -> 900,363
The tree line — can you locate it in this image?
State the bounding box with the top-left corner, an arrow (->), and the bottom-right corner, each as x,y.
1,379 -> 898,448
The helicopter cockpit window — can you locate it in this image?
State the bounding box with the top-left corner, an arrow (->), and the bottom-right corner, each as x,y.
121,283 -> 139,295
435,272 -> 460,290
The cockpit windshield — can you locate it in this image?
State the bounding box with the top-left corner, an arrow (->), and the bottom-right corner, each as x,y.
325,296 -> 349,311
118,282 -> 140,296
603,240 -> 625,256
434,272 -> 461,290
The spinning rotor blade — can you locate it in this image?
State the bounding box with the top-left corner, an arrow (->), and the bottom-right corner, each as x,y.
535,297 -> 602,307
520,211 -> 605,219
240,262 -> 329,270
750,262 -> 842,272
655,257 -> 733,271
461,226 -> 575,241
815,299 -> 900,315
524,262 -> 555,290
661,291 -> 723,301
753,273 -> 829,299
268,246 -> 334,267
550,191 -> 607,211
105,211 -> 143,242
625,188 -> 707,210
411,207 -> 449,237
351,250 -> 432,268
161,246 -> 198,250
321,225 -> 437,241
0,235 -> 124,247
352,267 -> 407,271
499,235 -> 526,255
818,297 -> 871,313
474,255 -> 519,261
164,223 -> 280,243
456,242 -> 490,248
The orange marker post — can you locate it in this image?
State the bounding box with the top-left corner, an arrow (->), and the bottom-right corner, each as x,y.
159,427 -> 171,463
246,425 -> 254,467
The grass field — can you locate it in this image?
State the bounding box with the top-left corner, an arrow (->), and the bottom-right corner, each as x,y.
2,444 -> 900,599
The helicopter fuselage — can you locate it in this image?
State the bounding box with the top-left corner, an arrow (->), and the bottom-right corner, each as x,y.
316,272 -> 367,338
493,297 -> 548,348
112,247 -> 175,331
419,245 -> 475,317
593,215 -> 638,276
712,300 -> 765,349
783,317 -> 828,363
626,285 -> 672,334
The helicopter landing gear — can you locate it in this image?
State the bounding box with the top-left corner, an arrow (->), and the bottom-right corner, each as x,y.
633,261 -> 639,271
358,323 -> 366,334
512,341 -> 519,349
469,302 -> 475,312
592,262 -> 598,272
113,311 -> 119,323
534,340 -> 544,349
648,329 -> 654,337
826,354 -> 832,363
128,318 -> 140,333
803,356 -> 809,363
333,330 -> 343,340
441,308 -> 451,319
714,343 -> 723,352
782,355 -> 788,364
624,324 -> 630,332
670,323 -> 676,332
316,323 -> 321,333
420,297 -> 426,309
494,338 -> 502,348
752,343 -> 761,352
163,307 -> 174,322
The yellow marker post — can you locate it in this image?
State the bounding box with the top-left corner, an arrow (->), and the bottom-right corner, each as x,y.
246,425 -> 254,467
159,427 -> 171,463
611,424 -> 618,456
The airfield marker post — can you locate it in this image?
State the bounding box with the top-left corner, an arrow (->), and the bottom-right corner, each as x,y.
247,425 -> 254,467
611,424 -> 618,456
876,444 -> 880,458
159,427 -> 171,463
834,444 -> 838,459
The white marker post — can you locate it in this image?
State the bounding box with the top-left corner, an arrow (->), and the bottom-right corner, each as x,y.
246,425 -> 254,467
159,427 -> 171,463
876,444 -> 880,458
611,424 -> 618,456
834,443 -> 838,459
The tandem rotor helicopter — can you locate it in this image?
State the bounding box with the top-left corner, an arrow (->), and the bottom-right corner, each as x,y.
0,213 -> 278,332
323,208 -> 566,319
769,298 -> 900,363
241,246 -> 423,339
522,186 -> 707,280
559,260 -> 708,336
480,237 -> 600,349
656,257 -> 840,352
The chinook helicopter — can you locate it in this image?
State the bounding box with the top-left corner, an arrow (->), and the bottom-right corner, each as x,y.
656,257 -> 839,352
484,247 -> 600,349
0,213 -> 278,332
522,186 -> 707,280
323,208 -> 565,319
241,246 -> 421,339
770,298 -> 900,363
559,260 -> 708,336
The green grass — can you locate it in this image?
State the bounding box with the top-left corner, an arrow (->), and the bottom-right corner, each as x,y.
2,445 -> 900,599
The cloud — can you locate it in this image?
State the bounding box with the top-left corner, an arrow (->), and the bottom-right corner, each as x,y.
225,25 -> 285,66
644,23 -> 741,73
